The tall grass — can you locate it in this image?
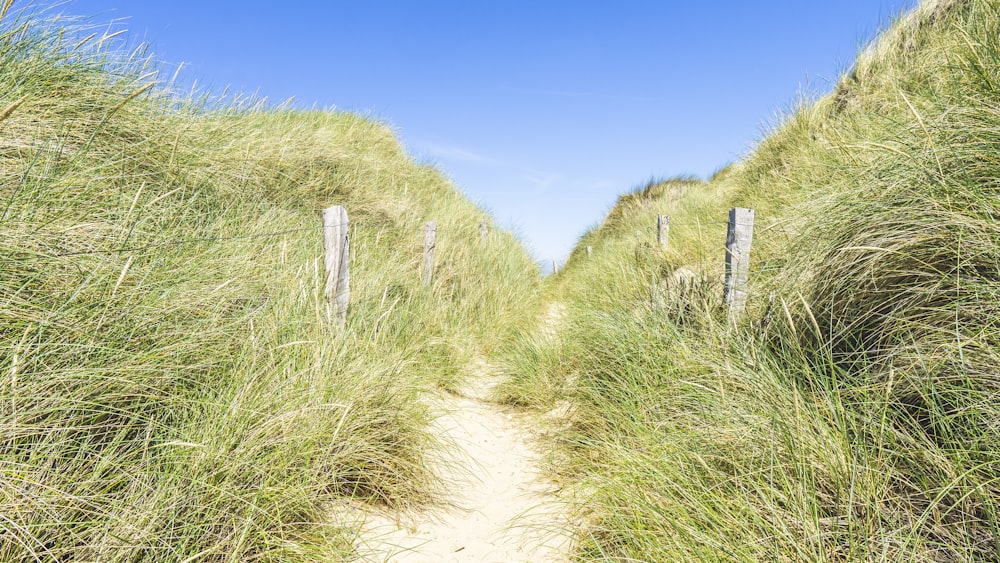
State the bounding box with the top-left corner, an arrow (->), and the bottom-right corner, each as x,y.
500,0 -> 1000,560
0,6 -> 539,561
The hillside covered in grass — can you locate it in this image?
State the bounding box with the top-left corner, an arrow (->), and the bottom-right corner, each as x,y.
0,6 -> 540,561
500,0 -> 1000,560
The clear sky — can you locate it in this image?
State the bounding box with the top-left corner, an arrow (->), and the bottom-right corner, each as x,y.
56,0 -> 918,266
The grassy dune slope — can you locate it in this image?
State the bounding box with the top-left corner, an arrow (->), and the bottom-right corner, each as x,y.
500,0 -> 1000,560
0,9 -> 539,561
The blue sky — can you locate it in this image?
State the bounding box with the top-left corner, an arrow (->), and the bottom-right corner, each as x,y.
59,0 -> 918,266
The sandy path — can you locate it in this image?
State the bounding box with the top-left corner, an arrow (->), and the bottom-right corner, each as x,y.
356,362 -> 572,562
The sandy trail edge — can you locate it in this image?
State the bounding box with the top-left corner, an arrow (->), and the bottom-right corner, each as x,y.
353,362 -> 573,563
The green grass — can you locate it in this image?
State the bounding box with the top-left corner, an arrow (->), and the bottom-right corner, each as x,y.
499,0 -> 1000,560
0,6 -> 539,561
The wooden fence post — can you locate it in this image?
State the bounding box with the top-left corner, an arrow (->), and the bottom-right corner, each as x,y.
422,221 -> 437,286
480,220 -> 489,244
323,205 -> 350,328
586,245 -> 592,257
724,207 -> 754,315
657,215 -> 670,249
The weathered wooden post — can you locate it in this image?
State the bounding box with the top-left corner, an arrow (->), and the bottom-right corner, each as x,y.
552,259 -> 558,274
724,207 -> 755,315
586,245 -> 592,257
422,221 -> 437,286
479,220 -> 489,244
323,205 -> 350,328
657,215 -> 670,250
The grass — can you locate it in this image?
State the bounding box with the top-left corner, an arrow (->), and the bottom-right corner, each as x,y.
0,5 -> 539,561
498,0 -> 1000,560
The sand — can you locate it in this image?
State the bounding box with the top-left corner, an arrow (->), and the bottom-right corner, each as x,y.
355,365 -> 572,562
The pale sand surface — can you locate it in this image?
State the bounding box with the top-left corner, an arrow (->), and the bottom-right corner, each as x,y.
355,366 -> 573,563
